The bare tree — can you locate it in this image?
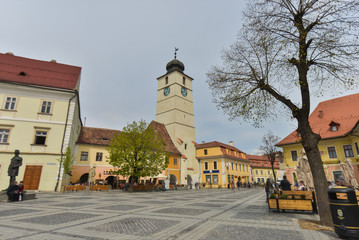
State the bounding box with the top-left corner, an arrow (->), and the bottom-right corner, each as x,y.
260,131 -> 280,185
207,0 -> 359,226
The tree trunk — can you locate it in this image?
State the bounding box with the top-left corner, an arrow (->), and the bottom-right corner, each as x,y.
299,120 -> 333,227
271,164 -> 277,184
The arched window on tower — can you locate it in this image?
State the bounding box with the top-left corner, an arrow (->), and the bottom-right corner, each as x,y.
183,77 -> 186,85
166,76 -> 168,84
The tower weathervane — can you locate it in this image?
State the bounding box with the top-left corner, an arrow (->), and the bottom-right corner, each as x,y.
174,47 -> 179,59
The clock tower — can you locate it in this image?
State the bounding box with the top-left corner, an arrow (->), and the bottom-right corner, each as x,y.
156,57 -> 198,185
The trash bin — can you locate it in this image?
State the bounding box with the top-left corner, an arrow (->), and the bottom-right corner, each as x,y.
328,187 -> 359,239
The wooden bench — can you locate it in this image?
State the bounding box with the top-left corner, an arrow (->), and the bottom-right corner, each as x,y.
268,190 -> 317,213
89,185 -> 109,191
65,185 -> 86,191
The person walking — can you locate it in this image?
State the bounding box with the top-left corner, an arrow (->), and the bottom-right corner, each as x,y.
265,178 -> 274,202
230,181 -> 235,192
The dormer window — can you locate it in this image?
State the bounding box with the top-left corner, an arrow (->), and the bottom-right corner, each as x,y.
329,121 -> 340,132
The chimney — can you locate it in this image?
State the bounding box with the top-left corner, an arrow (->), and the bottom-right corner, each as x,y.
229,141 -> 234,147
318,110 -> 323,118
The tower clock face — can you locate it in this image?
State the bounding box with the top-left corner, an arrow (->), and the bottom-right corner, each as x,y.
164,87 -> 170,96
181,87 -> 187,97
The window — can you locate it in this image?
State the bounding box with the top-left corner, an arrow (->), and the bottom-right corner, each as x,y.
204,149 -> 208,155
239,164 -> 242,171
327,147 -> 337,159
236,163 -> 238,171
255,170 -> 258,175
96,152 -> 103,161
268,170 -> 271,175
213,161 -> 217,170
183,77 -> 186,85
4,97 -> 17,110
261,170 -> 263,175
0,129 -> 10,143
231,162 -> 234,170
204,161 -> 209,170
80,151 -> 88,161
246,165 -> 249,172
331,125 -> 338,131
206,175 -> 211,183
34,131 -> 47,145
355,142 -> 359,156
40,101 -> 52,114
212,175 -> 218,184
333,171 -> 343,181
184,144 -> 187,150
165,76 -> 168,84
343,145 -> 354,157
291,150 -> 298,161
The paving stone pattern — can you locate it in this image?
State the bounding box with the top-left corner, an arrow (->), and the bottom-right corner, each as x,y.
0,188 -> 339,240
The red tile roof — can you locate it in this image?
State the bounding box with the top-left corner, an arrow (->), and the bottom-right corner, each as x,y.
77,127 -> 121,146
0,53 -> 81,90
247,154 -> 280,169
277,93 -> 359,146
150,121 -> 181,155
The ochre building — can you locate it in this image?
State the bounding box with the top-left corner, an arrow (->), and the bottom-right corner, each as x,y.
196,141 -> 251,188
276,93 -> 359,185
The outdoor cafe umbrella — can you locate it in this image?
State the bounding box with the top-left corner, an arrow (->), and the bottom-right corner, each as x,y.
295,149 -> 314,191
340,158 -> 359,190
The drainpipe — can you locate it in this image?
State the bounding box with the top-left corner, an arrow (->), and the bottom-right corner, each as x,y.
54,91 -> 78,192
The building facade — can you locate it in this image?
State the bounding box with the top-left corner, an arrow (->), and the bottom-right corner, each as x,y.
0,53 -> 82,191
277,93 -> 359,185
196,141 -> 251,188
247,154 -> 280,184
155,58 -> 198,185
71,121 -> 182,185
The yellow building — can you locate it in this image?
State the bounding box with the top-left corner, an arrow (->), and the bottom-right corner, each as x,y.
196,141 -> 250,188
277,93 -> 359,185
71,121 -> 182,186
247,154 -> 280,184
0,53 -> 82,191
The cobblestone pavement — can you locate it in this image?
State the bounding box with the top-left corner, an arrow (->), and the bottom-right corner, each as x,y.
0,188 -> 339,240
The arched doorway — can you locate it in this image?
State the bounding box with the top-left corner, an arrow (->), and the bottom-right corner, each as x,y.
170,174 -> 177,185
105,176 -> 116,188
79,173 -> 89,184
187,175 -> 192,188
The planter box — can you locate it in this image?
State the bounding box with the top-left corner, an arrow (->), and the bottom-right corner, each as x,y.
268,198 -> 313,212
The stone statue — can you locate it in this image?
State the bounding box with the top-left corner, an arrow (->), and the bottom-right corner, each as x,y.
8,150 -> 23,187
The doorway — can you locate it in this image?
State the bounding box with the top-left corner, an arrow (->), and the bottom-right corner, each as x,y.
23,165 -> 42,190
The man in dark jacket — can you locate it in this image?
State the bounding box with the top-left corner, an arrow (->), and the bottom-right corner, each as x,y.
7,181 -> 19,201
279,176 -> 292,190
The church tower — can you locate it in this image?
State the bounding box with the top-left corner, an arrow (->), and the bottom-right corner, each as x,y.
156,55 -> 198,185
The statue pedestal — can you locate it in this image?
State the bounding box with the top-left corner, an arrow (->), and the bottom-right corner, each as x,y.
0,191 -> 36,202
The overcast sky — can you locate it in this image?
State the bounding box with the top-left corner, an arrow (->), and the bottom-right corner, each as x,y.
1,1 -> 358,154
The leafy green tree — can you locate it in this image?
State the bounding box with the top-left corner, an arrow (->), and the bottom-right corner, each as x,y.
207,0 -> 359,226
57,146 -> 75,191
62,146 -> 75,176
107,120 -> 168,191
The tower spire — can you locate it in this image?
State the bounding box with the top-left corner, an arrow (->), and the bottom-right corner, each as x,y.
174,47 -> 179,59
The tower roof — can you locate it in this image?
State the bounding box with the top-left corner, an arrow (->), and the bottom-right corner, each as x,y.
166,58 -> 185,73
